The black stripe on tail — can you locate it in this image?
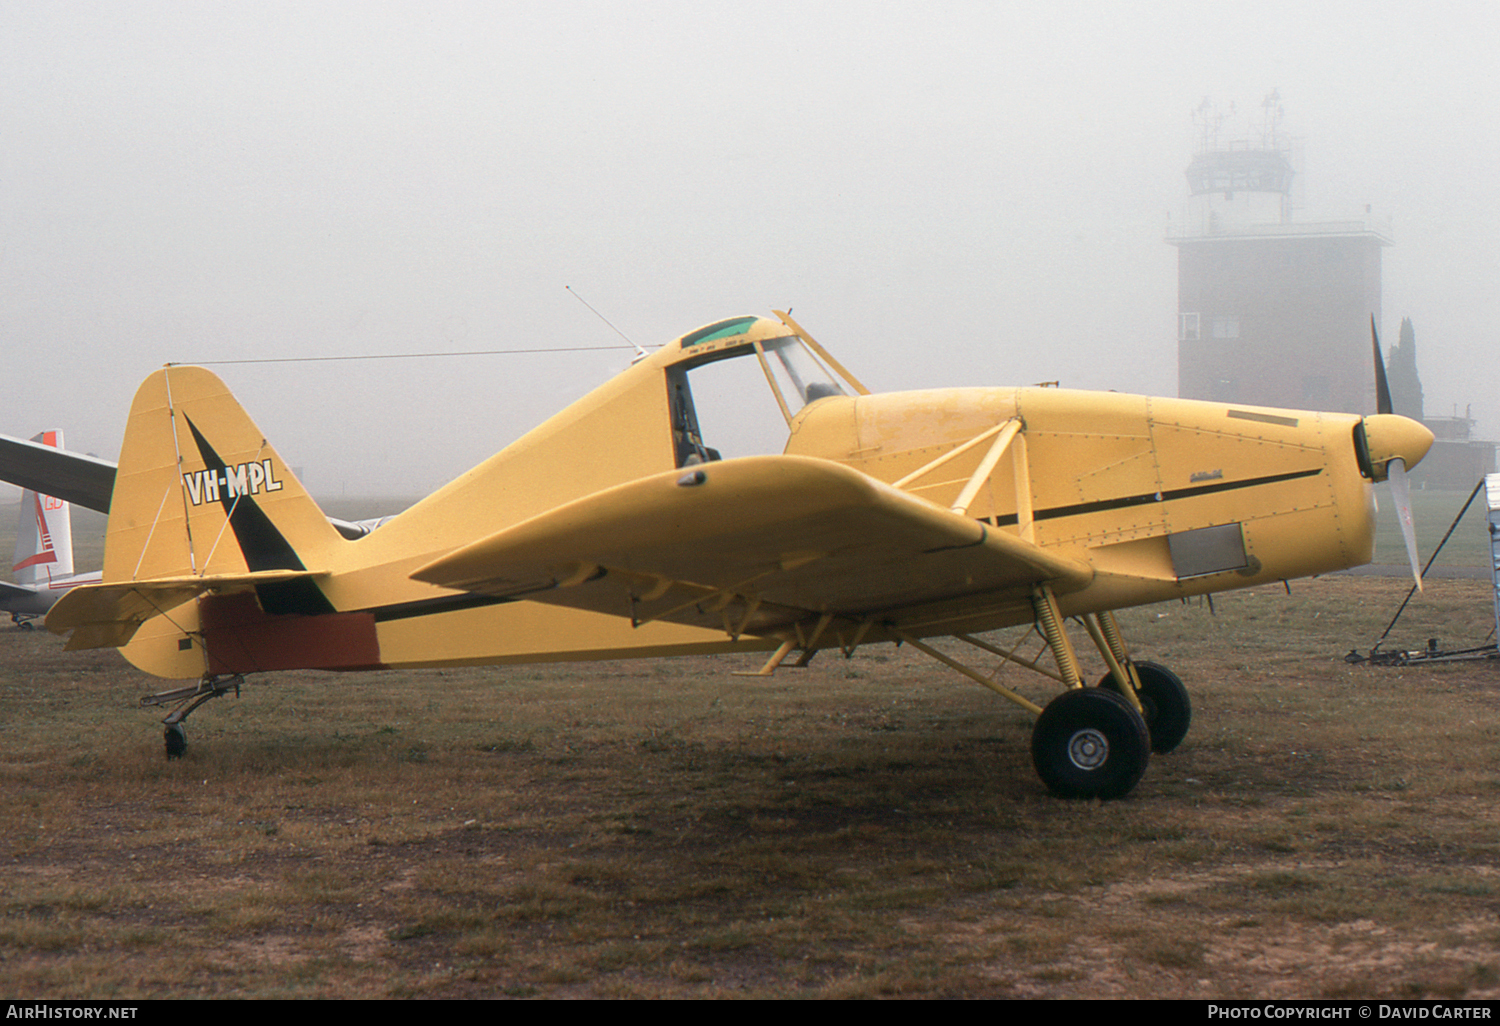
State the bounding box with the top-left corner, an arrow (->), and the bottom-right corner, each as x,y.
185,416 -> 335,616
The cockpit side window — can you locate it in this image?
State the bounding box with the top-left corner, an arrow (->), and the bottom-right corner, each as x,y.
666,330 -> 849,464
667,368 -> 720,468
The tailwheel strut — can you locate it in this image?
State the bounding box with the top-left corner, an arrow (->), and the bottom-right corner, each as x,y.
140,674 -> 245,760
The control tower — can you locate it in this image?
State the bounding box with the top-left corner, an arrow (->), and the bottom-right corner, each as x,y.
1167,93 -> 1392,413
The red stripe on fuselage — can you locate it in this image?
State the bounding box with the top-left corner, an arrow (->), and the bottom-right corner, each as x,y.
199,592 -> 385,675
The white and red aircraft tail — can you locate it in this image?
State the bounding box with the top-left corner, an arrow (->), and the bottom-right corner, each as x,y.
4,431 -> 101,627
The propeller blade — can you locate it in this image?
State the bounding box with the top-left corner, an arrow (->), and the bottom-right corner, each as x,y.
1387,457 -> 1422,592
1371,316 -> 1393,416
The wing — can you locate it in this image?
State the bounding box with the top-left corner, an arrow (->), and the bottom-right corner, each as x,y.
412,455 -> 1091,638
1,580 -> 37,598
0,432 -> 118,513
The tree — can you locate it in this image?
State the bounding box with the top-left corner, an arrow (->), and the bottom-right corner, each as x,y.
1387,316 -> 1424,421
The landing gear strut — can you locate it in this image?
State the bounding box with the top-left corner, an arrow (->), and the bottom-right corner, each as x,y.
141,674 -> 244,759
1101,660 -> 1191,754
888,587 -> 1190,799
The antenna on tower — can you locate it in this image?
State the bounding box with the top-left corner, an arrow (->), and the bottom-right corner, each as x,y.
1260,89 -> 1285,149
1191,97 -> 1230,155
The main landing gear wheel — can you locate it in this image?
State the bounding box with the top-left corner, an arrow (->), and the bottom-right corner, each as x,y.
164,723 -> 187,760
1031,687 -> 1150,800
1100,661 -> 1191,754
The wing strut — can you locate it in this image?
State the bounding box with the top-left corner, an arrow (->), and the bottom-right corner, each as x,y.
890,418 -> 1034,536
893,420 -> 1014,490
951,420 -> 1023,518
882,590 -> 1146,721
890,629 -> 1045,715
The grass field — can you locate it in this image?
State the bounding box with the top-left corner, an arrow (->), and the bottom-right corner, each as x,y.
1372,485 -> 1493,570
2,490 -> 1498,998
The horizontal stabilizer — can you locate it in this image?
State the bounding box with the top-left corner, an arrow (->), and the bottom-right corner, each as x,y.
46,570 -> 324,650
413,455 -> 1090,636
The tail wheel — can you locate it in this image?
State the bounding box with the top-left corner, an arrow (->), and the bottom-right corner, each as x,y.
1101,661 -> 1191,754
164,723 -> 187,760
1031,688 -> 1150,800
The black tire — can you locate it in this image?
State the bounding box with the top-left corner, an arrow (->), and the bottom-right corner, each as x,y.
1100,661 -> 1191,754
1031,688 -> 1150,799
164,723 -> 187,760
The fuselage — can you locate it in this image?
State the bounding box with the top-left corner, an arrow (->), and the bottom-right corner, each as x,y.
784,385 -> 1382,620
91,315 -> 1429,680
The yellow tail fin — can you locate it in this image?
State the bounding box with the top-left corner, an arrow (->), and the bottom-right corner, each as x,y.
105,366 -> 342,587
49,366 -> 347,663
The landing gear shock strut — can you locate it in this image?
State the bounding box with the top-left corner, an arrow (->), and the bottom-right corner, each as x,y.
892,586 -> 1190,799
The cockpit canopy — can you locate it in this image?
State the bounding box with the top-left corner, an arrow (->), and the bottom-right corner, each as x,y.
661,313 -> 867,467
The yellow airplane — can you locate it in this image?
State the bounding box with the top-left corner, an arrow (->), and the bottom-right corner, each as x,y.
45,312 -> 1433,798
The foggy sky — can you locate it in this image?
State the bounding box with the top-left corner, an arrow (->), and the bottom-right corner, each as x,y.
3,1 -> 1496,501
